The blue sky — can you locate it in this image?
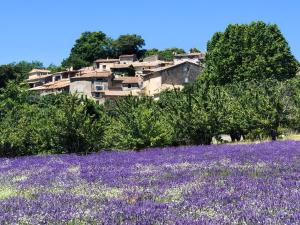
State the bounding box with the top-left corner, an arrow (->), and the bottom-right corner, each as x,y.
0,0 -> 299,66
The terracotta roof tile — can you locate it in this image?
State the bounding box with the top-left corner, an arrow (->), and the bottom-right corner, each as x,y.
29,79 -> 70,91
94,58 -> 119,63
122,76 -> 142,84
72,71 -> 112,79
29,69 -> 51,74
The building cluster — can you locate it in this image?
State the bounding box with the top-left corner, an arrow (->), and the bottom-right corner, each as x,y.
27,52 -> 205,103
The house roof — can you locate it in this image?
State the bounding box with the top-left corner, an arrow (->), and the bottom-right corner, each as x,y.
29,69 -> 51,74
174,53 -> 203,57
142,61 -> 200,78
29,79 -> 70,91
53,70 -> 78,75
113,77 -> 127,82
132,61 -> 173,68
111,61 -> 172,69
71,71 -> 112,80
110,64 -> 132,69
122,76 -> 142,84
27,74 -> 52,82
119,54 -> 136,58
94,58 -> 119,63
101,90 -> 139,97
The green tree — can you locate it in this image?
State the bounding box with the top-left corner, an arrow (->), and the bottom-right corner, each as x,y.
0,61 -> 44,88
189,48 -> 200,53
103,97 -> 173,150
203,21 -> 298,85
159,48 -> 185,61
47,64 -> 64,73
114,34 -> 145,57
62,31 -> 114,69
144,48 -> 160,58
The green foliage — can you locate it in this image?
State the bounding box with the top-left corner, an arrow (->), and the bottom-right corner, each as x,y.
144,48 -> 160,58
158,86 -> 213,145
0,89 -> 107,156
113,34 -> 145,56
204,21 -> 298,84
1,22 -> 300,156
158,48 -> 185,61
62,32 -> 146,69
189,48 -> 200,53
62,31 -> 115,69
47,64 -> 64,73
144,48 -> 186,61
0,61 -> 43,88
103,97 -> 174,150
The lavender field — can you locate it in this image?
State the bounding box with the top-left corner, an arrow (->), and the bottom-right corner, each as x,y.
1,141 -> 300,224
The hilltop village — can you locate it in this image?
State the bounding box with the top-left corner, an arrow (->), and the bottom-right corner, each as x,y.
27,52 -> 204,103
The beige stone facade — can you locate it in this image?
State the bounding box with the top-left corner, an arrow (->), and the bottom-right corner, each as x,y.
28,53 -> 204,102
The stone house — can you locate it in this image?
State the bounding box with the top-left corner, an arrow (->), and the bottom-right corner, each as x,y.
28,52 -> 205,103
119,54 -> 137,64
94,58 -> 119,71
173,52 -> 205,65
143,55 -> 163,62
141,61 -> 202,97
29,79 -> 70,95
121,77 -> 142,91
69,71 -> 113,101
28,70 -> 78,94
27,69 -> 52,88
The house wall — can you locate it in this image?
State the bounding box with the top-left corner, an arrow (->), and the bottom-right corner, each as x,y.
70,80 -> 92,98
161,62 -> 201,85
142,62 -> 202,96
143,55 -> 161,62
174,57 -> 200,65
119,55 -> 137,64
95,62 -> 116,71
122,83 -> 140,91
92,79 -> 110,91
142,76 -> 162,96
40,87 -> 70,96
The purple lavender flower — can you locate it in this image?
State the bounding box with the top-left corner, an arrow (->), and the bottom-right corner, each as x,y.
1,141 -> 300,224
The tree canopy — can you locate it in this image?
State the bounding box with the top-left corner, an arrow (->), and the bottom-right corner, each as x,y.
189,48 -> 200,53
203,21 -> 298,85
144,48 -> 186,61
62,32 -> 146,69
62,31 -> 114,70
0,61 -> 44,88
113,34 -> 145,56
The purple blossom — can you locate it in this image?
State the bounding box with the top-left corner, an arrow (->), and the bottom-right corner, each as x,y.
1,141 -> 300,224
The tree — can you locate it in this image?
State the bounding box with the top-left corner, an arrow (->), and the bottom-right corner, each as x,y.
203,21 -> 298,85
189,48 -> 200,53
0,61 -> 44,88
103,97 -> 173,150
62,31 -> 114,69
159,48 -> 185,61
47,64 -> 63,73
114,34 -> 145,56
144,48 -> 160,58
143,48 -> 186,61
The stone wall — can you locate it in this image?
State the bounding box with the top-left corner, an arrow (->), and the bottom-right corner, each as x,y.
70,80 -> 92,98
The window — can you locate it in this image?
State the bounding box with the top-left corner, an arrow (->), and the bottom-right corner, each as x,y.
128,84 -> 132,88
96,78 -> 108,82
95,85 -> 104,91
94,93 -> 101,98
103,65 -> 107,70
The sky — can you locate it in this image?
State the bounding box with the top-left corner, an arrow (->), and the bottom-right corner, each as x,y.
0,0 -> 299,66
